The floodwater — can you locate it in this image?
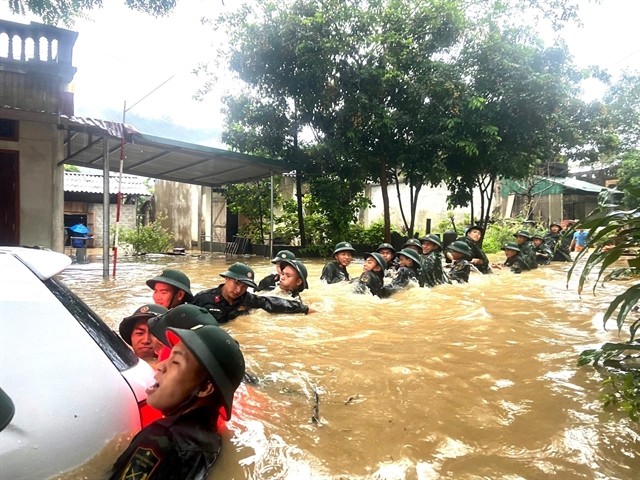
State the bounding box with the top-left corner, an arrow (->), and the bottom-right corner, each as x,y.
57,252 -> 640,479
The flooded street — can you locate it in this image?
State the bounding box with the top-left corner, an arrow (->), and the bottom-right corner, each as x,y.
59,253 -> 640,479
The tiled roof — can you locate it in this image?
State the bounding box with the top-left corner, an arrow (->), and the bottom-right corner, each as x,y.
64,171 -> 151,195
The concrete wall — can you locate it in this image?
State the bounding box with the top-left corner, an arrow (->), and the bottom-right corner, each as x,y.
362,182 -> 476,234
154,180 -> 198,249
90,203 -> 137,247
0,111 -> 65,250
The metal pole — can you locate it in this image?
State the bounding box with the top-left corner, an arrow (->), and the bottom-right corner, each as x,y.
270,173 -> 274,259
111,75 -> 175,278
103,137 -> 110,278
112,100 -> 126,277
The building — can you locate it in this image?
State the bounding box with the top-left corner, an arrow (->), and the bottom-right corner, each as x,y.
0,19 -> 77,248
0,18 -> 286,264
498,175 -> 606,223
64,170 -> 150,247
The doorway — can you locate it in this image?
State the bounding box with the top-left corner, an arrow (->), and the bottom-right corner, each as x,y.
0,150 -> 19,246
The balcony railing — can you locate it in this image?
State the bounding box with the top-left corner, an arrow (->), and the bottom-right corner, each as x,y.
0,19 -> 78,82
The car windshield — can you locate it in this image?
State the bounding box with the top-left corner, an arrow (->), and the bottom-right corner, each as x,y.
46,277 -> 138,371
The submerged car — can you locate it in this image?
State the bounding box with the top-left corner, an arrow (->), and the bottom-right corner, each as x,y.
0,247 -> 156,479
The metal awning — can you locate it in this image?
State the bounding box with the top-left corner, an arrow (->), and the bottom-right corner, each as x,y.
58,116 -> 289,186
57,116 -> 287,278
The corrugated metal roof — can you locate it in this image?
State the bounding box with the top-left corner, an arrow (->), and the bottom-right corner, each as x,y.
64,171 -> 150,195
58,116 -> 289,188
545,176 -> 605,193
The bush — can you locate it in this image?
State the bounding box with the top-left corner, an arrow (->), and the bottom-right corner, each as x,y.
483,217 -> 532,253
117,218 -> 174,254
348,220 -> 392,247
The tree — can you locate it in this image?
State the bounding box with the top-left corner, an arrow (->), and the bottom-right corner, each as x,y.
441,27 -> 603,232
212,0 -> 602,245
222,180 -> 280,244
616,150 -> 640,208
604,71 -> 640,151
7,0 -> 177,25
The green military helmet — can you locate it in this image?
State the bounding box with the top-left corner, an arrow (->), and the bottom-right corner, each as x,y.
148,304 -> 219,347
220,262 -> 257,289
333,241 -> 356,256
531,232 -> 545,241
403,238 -> 422,250
364,252 -> 387,271
419,233 -> 442,250
119,304 -> 168,346
280,258 -> 309,291
502,242 -> 522,253
166,325 -> 246,420
465,225 -> 484,235
513,229 -> 532,240
549,222 -> 563,231
447,240 -> 472,259
271,249 -> 296,264
146,269 -> 193,302
376,242 -> 396,253
397,248 -> 422,267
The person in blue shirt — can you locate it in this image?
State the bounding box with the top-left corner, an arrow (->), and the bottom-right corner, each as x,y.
570,229 -> 589,253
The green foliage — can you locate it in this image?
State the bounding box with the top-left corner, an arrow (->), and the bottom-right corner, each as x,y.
223,180 -> 281,244
307,174 -> 371,244
482,220 -> 525,254
8,0 -> 176,26
572,187 -> 640,421
117,217 -> 173,255
600,372 -> 640,422
274,198 -> 329,246
64,164 -> 80,172
615,150 -> 640,208
348,220 -> 397,248
603,72 -> 640,151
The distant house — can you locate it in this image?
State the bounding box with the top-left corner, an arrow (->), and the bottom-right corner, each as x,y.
498,175 -> 606,223
64,171 -> 150,247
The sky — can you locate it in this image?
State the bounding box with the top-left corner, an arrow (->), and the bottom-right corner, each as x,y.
1,0 -> 640,148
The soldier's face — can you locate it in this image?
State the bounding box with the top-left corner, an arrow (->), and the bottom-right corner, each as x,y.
550,225 -> 561,234
279,265 -> 302,292
515,235 -> 527,244
398,255 -> 415,267
422,241 -> 437,254
335,251 -> 353,267
378,249 -> 395,264
363,257 -> 380,272
147,341 -> 208,414
504,249 -> 517,258
466,229 -> 481,242
223,277 -> 248,300
130,319 -> 159,361
533,239 -> 543,246
152,282 -> 178,308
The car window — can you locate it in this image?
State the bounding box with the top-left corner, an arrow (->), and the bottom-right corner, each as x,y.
46,277 -> 138,371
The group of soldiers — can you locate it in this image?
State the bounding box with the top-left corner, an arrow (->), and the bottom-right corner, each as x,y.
319,221 -> 574,297
120,221 -> 574,366
109,220 -> 574,479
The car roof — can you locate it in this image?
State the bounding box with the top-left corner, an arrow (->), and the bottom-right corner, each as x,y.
0,247 -> 71,280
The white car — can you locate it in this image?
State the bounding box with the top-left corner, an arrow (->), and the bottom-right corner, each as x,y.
0,247 -> 156,479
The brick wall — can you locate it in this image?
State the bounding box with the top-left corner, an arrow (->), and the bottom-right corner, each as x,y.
90,203 -> 137,246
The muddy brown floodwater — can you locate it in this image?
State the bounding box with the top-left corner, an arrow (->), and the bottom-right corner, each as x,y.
57,252 -> 640,480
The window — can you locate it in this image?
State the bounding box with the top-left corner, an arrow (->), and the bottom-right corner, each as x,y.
0,119 -> 18,141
